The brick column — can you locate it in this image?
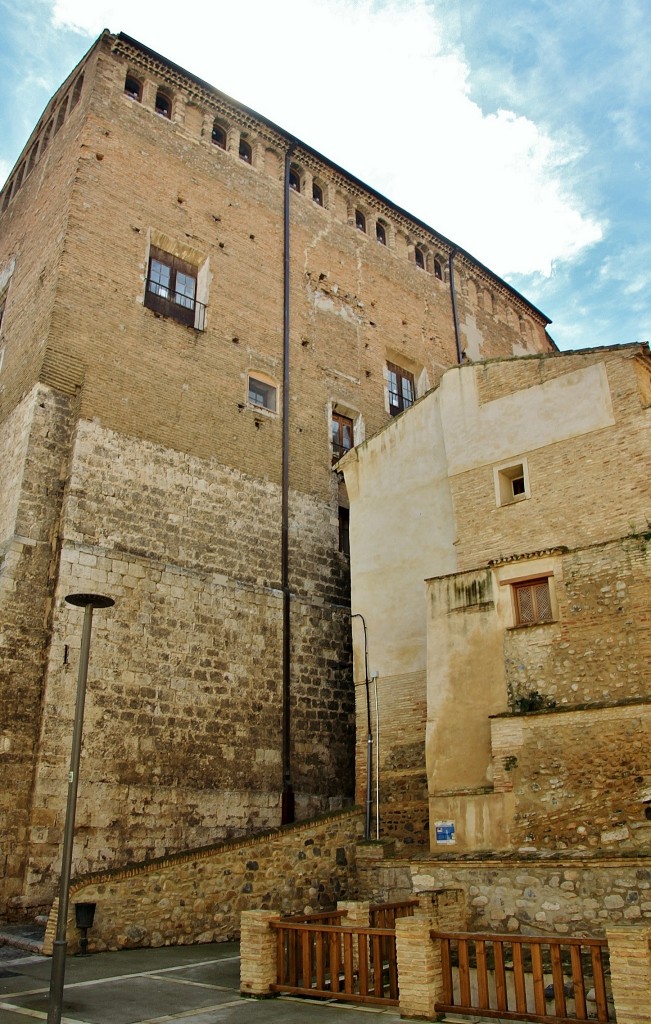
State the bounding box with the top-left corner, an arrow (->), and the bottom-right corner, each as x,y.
337,900 -> 370,928
396,916 -> 444,1020
606,925 -> 651,1024
239,910 -> 278,998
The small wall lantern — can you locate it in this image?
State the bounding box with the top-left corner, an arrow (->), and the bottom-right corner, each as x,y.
74,902 -> 96,956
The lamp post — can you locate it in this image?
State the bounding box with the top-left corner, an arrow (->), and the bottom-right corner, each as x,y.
47,592 -> 114,1024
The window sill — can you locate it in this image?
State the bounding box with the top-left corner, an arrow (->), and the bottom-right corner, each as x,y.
507,619 -> 558,631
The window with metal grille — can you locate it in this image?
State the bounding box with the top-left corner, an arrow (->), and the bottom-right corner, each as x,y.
387,361 -> 415,416
145,246 -> 203,328
513,578 -> 553,626
332,412 -> 354,463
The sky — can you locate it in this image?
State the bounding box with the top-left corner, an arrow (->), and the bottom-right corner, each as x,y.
1,0 -> 649,352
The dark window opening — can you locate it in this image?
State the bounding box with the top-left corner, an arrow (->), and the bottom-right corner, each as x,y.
155,92 -> 171,118
1,185 -> 11,211
71,75 -> 84,108
54,99 -> 68,134
14,163 -> 25,191
512,475 -> 526,497
26,144 -> 38,175
514,578 -> 553,626
42,119 -> 53,151
239,138 -> 252,163
248,376 -> 276,411
212,121 -> 226,149
332,412 -> 354,464
434,259 -> 443,280
387,361 -> 415,416
145,246 -> 202,327
355,209 -> 366,232
338,506 -> 350,557
289,167 -> 301,192
312,182 -> 323,206
125,76 -> 142,101
376,221 -> 387,245
414,247 -> 425,270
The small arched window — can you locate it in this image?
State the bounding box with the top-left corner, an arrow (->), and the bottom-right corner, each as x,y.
54,98 -> 68,134
26,143 -> 39,175
414,246 -> 425,270
71,75 -> 84,108
312,182 -> 323,206
239,138 -> 252,163
289,166 -> 301,192
41,119 -> 53,151
376,221 -> 387,245
433,258 -> 443,280
14,163 -> 25,191
2,183 -> 12,211
155,91 -> 172,118
355,209 -> 366,233
211,121 -> 226,149
125,76 -> 142,102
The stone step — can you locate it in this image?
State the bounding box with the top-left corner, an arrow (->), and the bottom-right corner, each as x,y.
0,922 -> 45,955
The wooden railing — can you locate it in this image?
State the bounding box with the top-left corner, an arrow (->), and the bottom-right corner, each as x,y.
369,898 -> 418,928
271,919 -> 399,1005
433,930 -> 613,1023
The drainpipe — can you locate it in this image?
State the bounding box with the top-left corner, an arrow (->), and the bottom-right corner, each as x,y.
448,249 -> 463,365
352,613 -> 372,841
281,143 -> 296,825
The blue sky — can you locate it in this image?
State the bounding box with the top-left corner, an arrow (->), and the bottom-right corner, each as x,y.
1,0 -> 649,351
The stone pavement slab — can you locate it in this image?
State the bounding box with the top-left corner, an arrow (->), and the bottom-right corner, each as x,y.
0,942 -> 403,1024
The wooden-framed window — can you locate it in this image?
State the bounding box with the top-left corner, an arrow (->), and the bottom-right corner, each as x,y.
376,221 -> 387,245
211,120 -> 226,149
289,166 -> 301,192
513,578 -> 553,626
125,75 -> 142,101
414,246 -> 426,270
248,374 -> 277,412
332,412 -> 354,463
155,91 -> 171,118
145,246 -> 201,327
239,138 -> 252,163
434,258 -> 443,280
387,361 -> 415,416
355,209 -> 366,233
312,182 -> 323,206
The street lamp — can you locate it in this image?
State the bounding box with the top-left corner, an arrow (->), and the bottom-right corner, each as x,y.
47,592 -> 114,1024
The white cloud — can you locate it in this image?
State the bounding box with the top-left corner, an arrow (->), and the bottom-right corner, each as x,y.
48,0 -> 603,277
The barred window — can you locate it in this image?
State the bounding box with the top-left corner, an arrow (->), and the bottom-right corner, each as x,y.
145,246 -> 204,328
513,578 -> 553,626
332,412 -> 354,463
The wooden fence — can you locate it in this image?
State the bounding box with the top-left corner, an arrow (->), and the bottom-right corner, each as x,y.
271,919 -> 399,1005
434,929 -> 613,1023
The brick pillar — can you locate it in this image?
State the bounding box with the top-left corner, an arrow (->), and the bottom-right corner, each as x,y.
337,901 -> 370,972
239,910 -> 278,998
337,900 -> 370,928
606,925 -> 651,1024
395,916 -> 444,1020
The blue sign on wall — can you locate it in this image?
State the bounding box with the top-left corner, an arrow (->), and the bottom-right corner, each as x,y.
435,820 -> 456,844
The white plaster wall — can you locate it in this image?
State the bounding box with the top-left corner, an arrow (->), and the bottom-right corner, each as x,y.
439,362 -> 615,476
342,394 -> 457,682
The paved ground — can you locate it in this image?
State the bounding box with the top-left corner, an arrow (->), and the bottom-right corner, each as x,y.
0,942 -> 406,1024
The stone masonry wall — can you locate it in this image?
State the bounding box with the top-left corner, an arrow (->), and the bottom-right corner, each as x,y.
44,809 -> 364,953
492,703 -> 651,854
21,417 -> 354,911
361,853 -> 651,938
0,386 -> 75,915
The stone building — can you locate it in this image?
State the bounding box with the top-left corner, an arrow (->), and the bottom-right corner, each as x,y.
339,344 -> 651,864
0,31 -> 553,918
